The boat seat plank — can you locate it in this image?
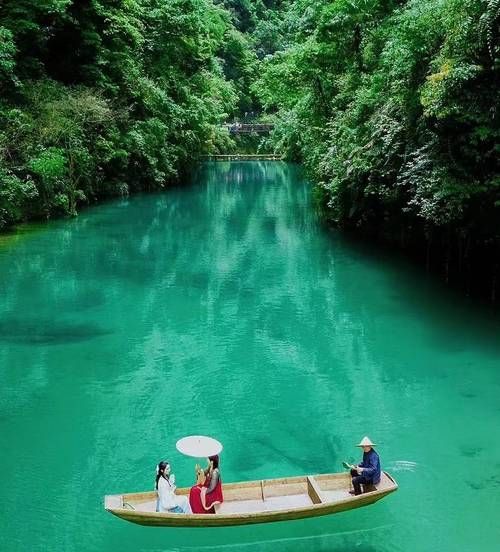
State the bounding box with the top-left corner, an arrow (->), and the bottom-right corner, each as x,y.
306,476 -> 324,504
314,473 -> 351,492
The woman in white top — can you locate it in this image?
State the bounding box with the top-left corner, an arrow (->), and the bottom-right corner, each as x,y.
155,461 -> 191,513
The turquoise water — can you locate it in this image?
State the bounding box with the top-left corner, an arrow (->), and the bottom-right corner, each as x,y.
1,162 -> 500,551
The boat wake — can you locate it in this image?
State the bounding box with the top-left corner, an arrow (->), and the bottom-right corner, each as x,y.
388,460 -> 417,472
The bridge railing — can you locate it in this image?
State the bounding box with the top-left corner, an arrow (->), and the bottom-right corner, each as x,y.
202,153 -> 283,161
223,123 -> 274,134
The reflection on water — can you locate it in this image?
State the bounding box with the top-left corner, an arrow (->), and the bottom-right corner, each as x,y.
1,162 -> 500,551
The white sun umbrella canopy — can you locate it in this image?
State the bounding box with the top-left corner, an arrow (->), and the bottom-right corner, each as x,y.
176,435 -> 223,458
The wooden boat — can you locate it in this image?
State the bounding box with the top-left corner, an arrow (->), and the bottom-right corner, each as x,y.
104,470 -> 397,527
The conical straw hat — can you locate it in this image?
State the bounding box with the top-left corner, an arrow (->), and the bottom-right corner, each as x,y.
356,436 -> 376,447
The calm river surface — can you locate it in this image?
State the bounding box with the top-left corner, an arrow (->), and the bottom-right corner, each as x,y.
1,162 -> 500,551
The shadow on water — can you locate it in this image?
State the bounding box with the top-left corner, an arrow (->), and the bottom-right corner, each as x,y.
250,432 -> 342,474
0,317 -> 112,345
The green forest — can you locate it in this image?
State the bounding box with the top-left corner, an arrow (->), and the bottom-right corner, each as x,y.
0,0 -> 499,297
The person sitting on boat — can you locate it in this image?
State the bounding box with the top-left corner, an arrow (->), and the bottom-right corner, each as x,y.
189,465 -> 211,514
348,436 -> 381,496
203,454 -> 223,513
155,461 -> 191,513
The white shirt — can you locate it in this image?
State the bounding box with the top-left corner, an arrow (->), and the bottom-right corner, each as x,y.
157,475 -> 177,511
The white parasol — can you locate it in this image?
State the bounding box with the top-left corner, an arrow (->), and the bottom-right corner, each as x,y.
176,435 -> 223,458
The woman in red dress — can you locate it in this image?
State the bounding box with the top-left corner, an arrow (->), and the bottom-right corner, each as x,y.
189,467 -> 209,514
203,454 -> 223,513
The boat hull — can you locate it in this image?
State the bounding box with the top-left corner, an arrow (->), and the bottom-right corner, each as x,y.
105,471 -> 397,527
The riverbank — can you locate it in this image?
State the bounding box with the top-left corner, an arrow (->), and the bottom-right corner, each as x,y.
317,206 -> 500,306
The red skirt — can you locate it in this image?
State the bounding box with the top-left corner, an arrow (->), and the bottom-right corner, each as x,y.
205,479 -> 223,509
189,485 -> 208,514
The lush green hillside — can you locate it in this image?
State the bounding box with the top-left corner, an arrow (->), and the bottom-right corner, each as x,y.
253,0 -> 500,298
0,0 -> 239,229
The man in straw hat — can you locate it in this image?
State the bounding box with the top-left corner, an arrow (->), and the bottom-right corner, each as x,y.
348,436 -> 381,495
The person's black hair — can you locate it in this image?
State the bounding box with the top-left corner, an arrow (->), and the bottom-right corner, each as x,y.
155,460 -> 170,490
209,454 -> 219,469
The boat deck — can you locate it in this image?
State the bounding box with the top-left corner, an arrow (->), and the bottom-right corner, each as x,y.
120,472 -> 394,515
218,493 -> 312,514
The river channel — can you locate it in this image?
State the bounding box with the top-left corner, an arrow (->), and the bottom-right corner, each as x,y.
1,162 -> 499,551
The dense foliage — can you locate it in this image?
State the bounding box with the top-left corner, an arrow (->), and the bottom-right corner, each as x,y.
215,0 -> 288,113
254,0 -> 500,297
0,0 -> 239,228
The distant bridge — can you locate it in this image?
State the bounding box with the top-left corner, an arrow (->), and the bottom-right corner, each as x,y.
202,154 -> 283,161
223,123 -> 274,135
